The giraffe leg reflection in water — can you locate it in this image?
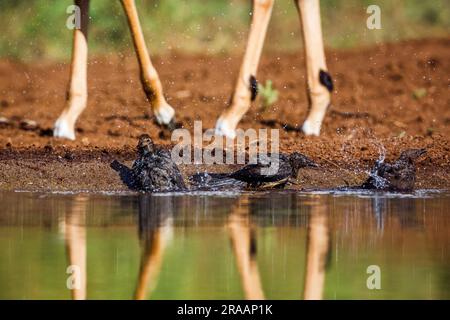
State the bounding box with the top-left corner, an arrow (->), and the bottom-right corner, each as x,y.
134,194 -> 266,300
228,195 -> 265,300
303,200 -> 330,300
231,195 -> 331,300
62,194 -> 330,300
63,196 -> 88,300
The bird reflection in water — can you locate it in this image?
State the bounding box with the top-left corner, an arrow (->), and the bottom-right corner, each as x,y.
61,193 -> 332,300
134,193 -> 332,300
133,194 -> 266,300
134,195 -> 174,300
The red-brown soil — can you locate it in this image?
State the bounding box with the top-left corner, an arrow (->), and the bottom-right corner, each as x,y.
0,38 -> 448,192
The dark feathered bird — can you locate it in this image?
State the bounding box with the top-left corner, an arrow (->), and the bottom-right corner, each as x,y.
190,152 -> 317,190
131,134 -> 186,192
361,149 -> 426,192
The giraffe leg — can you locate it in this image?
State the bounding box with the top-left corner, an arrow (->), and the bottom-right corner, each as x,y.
215,0 -> 274,139
121,0 -> 175,128
296,0 -> 332,136
54,0 -> 90,140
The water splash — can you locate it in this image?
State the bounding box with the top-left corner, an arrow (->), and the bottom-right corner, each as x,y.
364,137 -> 388,189
376,143 -> 386,163
367,159 -> 389,189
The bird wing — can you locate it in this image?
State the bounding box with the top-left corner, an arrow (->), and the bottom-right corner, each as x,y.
189,172 -> 246,190
229,154 -> 291,183
132,149 -> 186,192
386,161 -> 415,191
156,149 -> 186,190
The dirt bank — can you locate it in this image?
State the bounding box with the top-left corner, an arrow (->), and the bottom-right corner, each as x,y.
0,39 -> 448,192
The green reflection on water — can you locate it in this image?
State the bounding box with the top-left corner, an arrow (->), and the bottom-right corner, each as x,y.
0,191 -> 448,300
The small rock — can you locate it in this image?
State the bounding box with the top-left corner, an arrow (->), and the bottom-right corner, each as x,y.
20,119 -> 39,131
44,144 -> 53,152
64,151 -> 75,161
0,117 -> 11,128
174,90 -> 192,99
39,128 -> 54,137
107,129 -> 121,137
81,137 -> 90,146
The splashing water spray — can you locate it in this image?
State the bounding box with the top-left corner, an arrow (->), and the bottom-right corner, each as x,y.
366,141 -> 388,189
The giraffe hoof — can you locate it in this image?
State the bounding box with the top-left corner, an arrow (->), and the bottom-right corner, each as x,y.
215,118 -> 236,139
53,118 -> 76,140
155,104 -> 175,126
301,120 -> 321,136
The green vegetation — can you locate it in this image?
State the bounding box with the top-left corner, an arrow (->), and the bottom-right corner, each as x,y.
412,87 -> 427,100
0,0 -> 449,60
258,80 -> 279,112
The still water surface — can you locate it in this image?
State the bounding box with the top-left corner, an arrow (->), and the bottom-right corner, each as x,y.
0,190 -> 449,299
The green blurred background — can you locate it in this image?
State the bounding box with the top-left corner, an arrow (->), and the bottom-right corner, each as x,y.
0,0 -> 449,60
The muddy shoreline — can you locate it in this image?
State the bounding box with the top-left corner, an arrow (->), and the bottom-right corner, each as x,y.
0,147 -> 447,192
0,39 -> 449,192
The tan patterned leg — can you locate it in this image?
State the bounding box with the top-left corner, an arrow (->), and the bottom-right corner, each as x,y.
215,0 -> 274,138
296,0 -> 333,136
121,0 -> 175,128
54,0 -> 90,140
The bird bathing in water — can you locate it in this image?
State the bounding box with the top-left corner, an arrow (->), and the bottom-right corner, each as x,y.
130,134 -> 186,192
111,134 -> 187,192
361,149 -> 427,192
190,152 -> 318,190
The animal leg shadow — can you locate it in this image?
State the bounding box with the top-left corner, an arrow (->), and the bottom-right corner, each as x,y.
110,160 -> 138,190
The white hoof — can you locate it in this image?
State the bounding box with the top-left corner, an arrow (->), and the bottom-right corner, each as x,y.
155,104 -> 175,125
301,120 -> 321,136
53,118 -> 76,140
215,117 -> 236,139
